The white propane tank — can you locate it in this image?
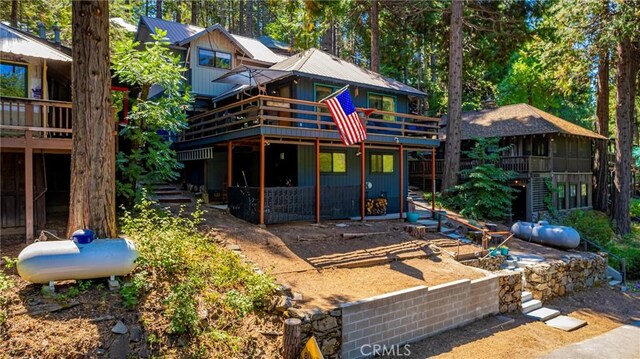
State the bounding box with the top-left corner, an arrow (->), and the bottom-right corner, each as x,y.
17,238 -> 138,284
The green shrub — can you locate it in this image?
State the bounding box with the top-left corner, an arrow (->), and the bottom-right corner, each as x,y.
120,195 -> 277,337
607,242 -> 640,279
630,198 -> 640,219
559,210 -> 614,246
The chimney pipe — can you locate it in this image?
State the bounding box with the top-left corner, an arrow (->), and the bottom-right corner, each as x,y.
37,21 -> 46,39
52,25 -> 61,45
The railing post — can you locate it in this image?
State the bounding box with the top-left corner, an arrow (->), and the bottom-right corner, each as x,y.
258,97 -> 264,125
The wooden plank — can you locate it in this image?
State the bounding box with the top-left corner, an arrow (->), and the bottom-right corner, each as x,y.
315,138 -> 320,223
399,144 -> 404,220
259,135 -> 265,225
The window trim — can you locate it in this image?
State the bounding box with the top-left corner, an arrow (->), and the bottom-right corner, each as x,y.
367,91 -> 398,121
0,61 -> 29,98
196,47 -> 232,69
319,151 -> 347,174
370,153 -> 395,174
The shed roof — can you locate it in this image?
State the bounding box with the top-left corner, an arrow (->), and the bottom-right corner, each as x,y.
0,23 -> 71,62
269,48 -> 425,97
448,103 -> 606,140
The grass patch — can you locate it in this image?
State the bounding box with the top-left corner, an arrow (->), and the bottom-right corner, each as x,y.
120,196 -> 278,356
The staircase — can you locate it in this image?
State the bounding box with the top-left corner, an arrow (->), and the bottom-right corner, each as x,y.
151,184 -> 192,204
504,256 -> 588,331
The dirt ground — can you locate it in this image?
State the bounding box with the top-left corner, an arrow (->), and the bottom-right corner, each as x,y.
382,286 -> 640,359
207,208 -> 487,309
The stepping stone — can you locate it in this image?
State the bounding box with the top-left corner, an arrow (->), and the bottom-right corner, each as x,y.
522,291 -> 533,302
517,261 -> 539,268
545,315 -> 587,331
526,307 -> 561,321
522,299 -> 542,314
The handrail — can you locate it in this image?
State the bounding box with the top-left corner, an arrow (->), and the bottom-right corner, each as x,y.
580,236 -> 627,284
0,95 -> 73,108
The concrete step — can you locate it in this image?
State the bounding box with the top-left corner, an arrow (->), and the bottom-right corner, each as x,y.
608,280 -> 622,286
545,315 -> 587,331
526,307 -> 561,321
505,259 -> 518,267
517,261 -> 540,268
522,291 -> 533,302
522,299 -> 542,314
154,190 -> 183,196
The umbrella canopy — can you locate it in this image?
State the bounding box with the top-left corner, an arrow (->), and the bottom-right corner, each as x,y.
212,65 -> 292,86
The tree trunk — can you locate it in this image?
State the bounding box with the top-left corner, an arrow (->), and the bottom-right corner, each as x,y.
430,41 -> 437,83
370,0 -> 380,72
68,0 -> 116,238
156,0 -> 162,18
246,0 -> 253,37
191,0 -> 199,25
238,0 -> 244,37
175,0 -> 182,23
10,0 -> 18,26
612,37 -> 633,234
593,51 -> 610,212
283,318 -> 301,359
442,0 -> 463,192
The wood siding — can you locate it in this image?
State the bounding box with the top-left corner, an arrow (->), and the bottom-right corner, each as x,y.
189,29 -> 237,96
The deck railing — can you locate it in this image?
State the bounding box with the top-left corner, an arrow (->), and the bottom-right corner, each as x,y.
410,155 -> 552,175
180,95 -> 440,142
0,96 -> 72,138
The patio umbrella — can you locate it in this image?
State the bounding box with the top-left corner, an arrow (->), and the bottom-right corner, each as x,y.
211,65 -> 292,87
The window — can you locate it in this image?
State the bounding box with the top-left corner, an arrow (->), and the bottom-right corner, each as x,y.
315,84 -> 338,114
557,182 -> 566,210
368,93 -> 396,121
320,152 -> 346,173
569,184 -> 577,208
532,138 -> 549,156
371,154 -> 394,173
198,48 -> 231,69
0,62 -> 27,98
580,183 -> 588,207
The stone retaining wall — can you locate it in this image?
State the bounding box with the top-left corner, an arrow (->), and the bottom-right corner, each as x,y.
460,256 -> 506,271
497,271 -> 522,313
286,307 -> 342,359
524,252 -> 608,303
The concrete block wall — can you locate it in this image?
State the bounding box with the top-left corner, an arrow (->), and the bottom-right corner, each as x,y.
341,277 -> 499,358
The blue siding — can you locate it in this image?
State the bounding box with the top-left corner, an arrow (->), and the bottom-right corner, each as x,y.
297,145 -> 408,213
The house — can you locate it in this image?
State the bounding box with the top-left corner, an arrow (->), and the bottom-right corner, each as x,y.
0,22 -> 75,242
0,22 -> 129,242
134,18 -> 440,225
409,103 -> 607,222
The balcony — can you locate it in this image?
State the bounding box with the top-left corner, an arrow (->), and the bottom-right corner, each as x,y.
179,95 -> 440,146
1,96 -> 72,151
409,156 -> 553,179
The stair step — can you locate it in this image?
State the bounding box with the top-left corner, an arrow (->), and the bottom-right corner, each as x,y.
517,261 -> 540,268
545,315 -> 587,331
154,190 -> 183,196
156,197 -> 191,203
522,299 -> 542,314
522,291 -> 533,302
526,307 -> 561,321
608,280 -> 622,286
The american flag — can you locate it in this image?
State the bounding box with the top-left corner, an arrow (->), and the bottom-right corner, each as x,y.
324,88 -> 367,146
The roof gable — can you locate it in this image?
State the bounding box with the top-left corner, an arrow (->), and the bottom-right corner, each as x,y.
458,104 -> 606,140
136,16 -> 285,64
0,23 -> 71,62
270,48 -> 425,97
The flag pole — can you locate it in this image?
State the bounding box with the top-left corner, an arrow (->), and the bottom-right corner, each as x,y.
318,84 -> 349,103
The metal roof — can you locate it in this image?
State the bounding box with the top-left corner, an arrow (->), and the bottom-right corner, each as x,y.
0,23 -> 71,62
138,16 -> 285,64
270,48 -> 425,97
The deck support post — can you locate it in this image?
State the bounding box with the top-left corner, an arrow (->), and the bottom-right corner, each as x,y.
360,141 -> 366,222
315,138 -> 320,223
399,144 -> 404,220
431,149 -> 436,215
25,103 -> 34,243
227,140 -> 233,188
259,135 -> 265,226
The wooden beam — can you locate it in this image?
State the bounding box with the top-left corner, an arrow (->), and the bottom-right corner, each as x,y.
0,137 -> 72,151
315,138 -> 320,223
227,140 -> 233,188
25,103 -> 34,243
399,144 -> 404,220
431,149 -> 436,214
360,141 -> 366,222
259,135 -> 265,225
